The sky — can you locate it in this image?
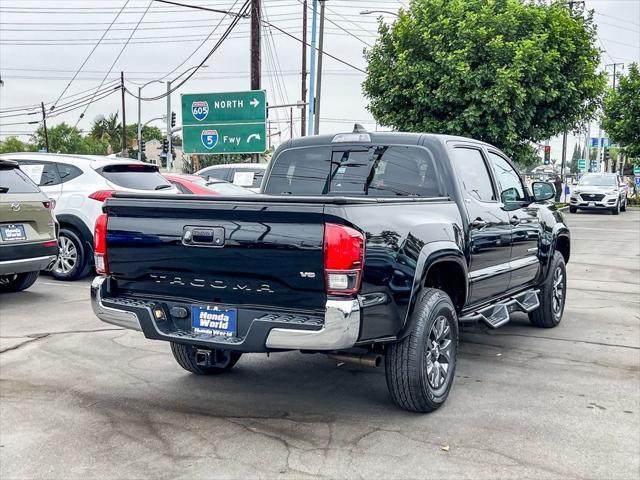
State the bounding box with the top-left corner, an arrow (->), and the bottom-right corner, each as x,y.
0,0 -> 639,164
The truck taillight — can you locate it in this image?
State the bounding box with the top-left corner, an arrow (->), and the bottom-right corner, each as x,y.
94,213 -> 109,275
89,190 -> 116,202
42,199 -> 56,210
324,223 -> 365,296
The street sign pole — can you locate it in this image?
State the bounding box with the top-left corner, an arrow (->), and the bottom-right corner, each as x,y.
166,81 -> 172,170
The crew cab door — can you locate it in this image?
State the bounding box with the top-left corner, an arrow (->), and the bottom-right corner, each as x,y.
450,146 -> 512,304
486,150 -> 540,290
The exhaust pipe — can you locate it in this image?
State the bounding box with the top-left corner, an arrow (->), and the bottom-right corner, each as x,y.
328,353 -> 383,368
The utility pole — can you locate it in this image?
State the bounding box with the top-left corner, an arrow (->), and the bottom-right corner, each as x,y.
137,86 -> 142,161
307,0 -> 318,135
251,0 -> 261,162
605,62 -> 624,90
290,107 -> 294,140
166,81 -> 172,170
313,0 -> 326,135
121,71 -> 127,156
596,125 -> 603,172
301,0 -> 307,136
40,102 -> 49,152
561,131 -> 567,192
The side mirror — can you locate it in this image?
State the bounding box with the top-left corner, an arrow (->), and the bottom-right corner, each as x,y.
532,181 -> 555,202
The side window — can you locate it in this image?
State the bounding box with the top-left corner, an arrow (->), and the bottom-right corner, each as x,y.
487,152 -> 526,205
205,168 -> 230,181
57,163 -> 83,184
451,148 -> 495,201
17,161 -> 61,186
171,181 -> 192,194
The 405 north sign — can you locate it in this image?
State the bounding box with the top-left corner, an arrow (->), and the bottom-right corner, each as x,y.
181,90 -> 267,154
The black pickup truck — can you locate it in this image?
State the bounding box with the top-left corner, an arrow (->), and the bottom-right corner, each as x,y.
91,129 -> 570,412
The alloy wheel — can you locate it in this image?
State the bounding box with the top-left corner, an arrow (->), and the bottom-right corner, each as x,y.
552,266 -> 565,316
424,315 -> 453,389
52,236 -> 78,275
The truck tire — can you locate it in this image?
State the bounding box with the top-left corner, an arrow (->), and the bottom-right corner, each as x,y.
385,288 -> 459,413
170,342 -> 241,375
529,252 -> 566,328
569,206 -> 577,213
0,271 -> 39,293
621,199 -> 627,212
50,228 -> 91,281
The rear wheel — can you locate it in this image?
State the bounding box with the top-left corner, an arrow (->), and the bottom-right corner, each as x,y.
385,288 -> 459,413
170,342 -> 241,375
569,206 -> 577,213
621,198 -> 627,212
50,228 -> 91,281
0,271 -> 39,293
529,252 -> 566,328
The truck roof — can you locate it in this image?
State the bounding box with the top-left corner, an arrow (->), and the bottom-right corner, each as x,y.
283,129 -> 491,149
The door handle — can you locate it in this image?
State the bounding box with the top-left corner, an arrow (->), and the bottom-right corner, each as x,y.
510,216 -> 521,226
470,218 -> 487,229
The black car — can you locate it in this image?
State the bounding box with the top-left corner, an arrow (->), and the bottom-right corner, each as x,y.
90,128 -> 569,412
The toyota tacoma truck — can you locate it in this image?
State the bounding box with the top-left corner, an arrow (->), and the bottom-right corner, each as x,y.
91,128 -> 570,413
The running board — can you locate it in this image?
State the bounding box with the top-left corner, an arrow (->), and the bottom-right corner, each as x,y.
459,289 -> 540,328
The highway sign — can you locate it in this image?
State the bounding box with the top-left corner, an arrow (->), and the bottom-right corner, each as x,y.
578,159 -> 586,171
181,90 -> 266,154
590,137 -> 610,149
634,165 -> 640,175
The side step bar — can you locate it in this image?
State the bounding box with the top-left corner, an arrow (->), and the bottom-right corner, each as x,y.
459,289 -> 540,328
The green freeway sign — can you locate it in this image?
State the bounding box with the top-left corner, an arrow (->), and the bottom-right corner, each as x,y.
181,90 -> 266,154
634,165 -> 640,175
578,159 -> 586,171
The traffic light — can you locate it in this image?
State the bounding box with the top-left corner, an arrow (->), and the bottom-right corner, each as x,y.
603,147 -> 610,163
543,145 -> 551,165
140,139 -> 146,152
162,138 -> 169,153
171,111 -> 176,128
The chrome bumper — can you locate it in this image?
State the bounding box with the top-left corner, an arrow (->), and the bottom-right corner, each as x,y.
265,299 -> 360,350
90,276 -> 360,351
91,276 -> 141,331
0,255 -> 57,275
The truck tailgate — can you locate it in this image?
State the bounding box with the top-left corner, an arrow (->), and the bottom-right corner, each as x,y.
104,196 -> 326,312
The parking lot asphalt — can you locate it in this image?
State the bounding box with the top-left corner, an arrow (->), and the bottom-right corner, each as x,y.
1,209 -> 639,480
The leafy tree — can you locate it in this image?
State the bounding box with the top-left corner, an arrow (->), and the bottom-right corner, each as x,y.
0,136 -> 36,154
363,0 -> 606,168
125,124 -> 164,145
32,123 -> 108,155
569,144 -> 580,173
602,63 -> 640,158
90,113 -> 121,153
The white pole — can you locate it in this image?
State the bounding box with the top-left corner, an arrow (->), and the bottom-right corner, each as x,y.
137,86 -> 142,162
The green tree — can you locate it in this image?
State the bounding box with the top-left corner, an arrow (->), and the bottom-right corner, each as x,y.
90,113 -> 121,153
125,124 -> 164,145
569,144 -> 580,173
31,123 -> 109,155
602,63 -> 640,158
0,136 -> 36,154
363,0 -> 606,168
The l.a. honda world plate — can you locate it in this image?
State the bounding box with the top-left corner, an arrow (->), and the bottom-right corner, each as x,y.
191,101 -> 209,121
201,129 -> 219,149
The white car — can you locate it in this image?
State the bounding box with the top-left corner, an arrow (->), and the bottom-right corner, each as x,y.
569,173 -> 627,214
0,153 -> 178,280
196,163 -> 267,192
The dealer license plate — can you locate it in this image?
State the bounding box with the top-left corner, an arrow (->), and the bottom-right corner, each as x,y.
191,305 -> 237,337
588,202 -> 595,207
0,224 -> 27,241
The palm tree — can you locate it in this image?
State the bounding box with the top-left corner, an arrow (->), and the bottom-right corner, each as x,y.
90,113 -> 121,154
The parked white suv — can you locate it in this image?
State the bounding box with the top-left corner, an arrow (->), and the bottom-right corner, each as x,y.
569,173 -> 628,215
0,153 -> 178,280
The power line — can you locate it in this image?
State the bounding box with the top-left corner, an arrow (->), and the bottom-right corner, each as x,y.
74,0 -> 154,127
48,0 -> 132,113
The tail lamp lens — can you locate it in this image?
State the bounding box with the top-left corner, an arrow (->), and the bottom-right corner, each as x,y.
88,190 -> 116,202
94,213 -> 109,275
324,223 -> 365,296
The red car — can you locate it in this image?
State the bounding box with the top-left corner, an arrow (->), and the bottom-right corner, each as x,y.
163,174 -> 255,196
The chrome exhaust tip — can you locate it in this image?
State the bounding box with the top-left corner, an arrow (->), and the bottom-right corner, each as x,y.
328,353 -> 383,368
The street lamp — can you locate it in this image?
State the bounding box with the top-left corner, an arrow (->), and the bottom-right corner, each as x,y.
138,79 -> 163,161
360,9 -> 399,17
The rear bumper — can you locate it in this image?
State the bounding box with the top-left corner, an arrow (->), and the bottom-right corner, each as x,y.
0,241 -> 57,275
90,276 -> 360,352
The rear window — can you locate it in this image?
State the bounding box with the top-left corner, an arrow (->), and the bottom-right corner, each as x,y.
264,145 -> 443,197
0,167 -> 40,193
97,164 -> 172,190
